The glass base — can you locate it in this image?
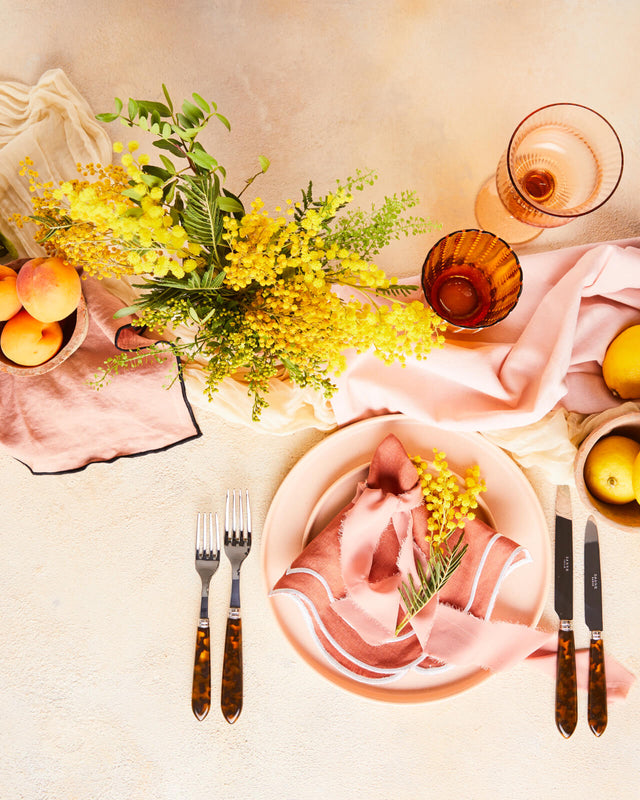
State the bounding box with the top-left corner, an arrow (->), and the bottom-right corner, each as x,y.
474,176 -> 543,245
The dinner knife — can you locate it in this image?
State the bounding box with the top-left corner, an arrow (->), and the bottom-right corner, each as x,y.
584,516 -> 607,736
554,485 -> 578,738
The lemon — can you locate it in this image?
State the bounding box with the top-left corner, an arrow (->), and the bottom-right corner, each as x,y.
583,435 -> 640,504
602,324 -> 640,399
633,451 -> 640,505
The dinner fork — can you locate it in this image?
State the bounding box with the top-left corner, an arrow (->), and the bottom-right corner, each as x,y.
191,512 -> 220,721
221,489 -> 252,724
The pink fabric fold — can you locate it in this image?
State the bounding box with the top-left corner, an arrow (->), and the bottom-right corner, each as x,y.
0,275 -> 200,473
331,239 -> 640,430
272,434 -> 636,698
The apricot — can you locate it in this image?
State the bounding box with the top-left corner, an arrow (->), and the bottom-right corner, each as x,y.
15,256 -> 81,322
0,265 -> 22,321
0,308 -> 63,366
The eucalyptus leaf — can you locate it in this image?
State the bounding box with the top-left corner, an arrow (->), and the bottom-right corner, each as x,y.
121,187 -> 144,202
113,304 -> 143,319
259,155 -> 270,173
153,139 -> 185,158
95,112 -> 119,123
189,149 -> 217,170
137,100 -> 172,118
159,155 -> 176,174
176,113 -> 192,129
182,99 -> 204,122
215,112 -> 231,131
216,196 -> 244,213
192,93 -> 210,113
161,84 -> 174,113
180,127 -> 201,141
141,166 -> 169,183
164,181 -> 176,203
128,98 -> 139,119
200,308 -> 218,325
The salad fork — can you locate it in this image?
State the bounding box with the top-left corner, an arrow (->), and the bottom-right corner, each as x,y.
221,489 -> 252,724
191,512 -> 220,721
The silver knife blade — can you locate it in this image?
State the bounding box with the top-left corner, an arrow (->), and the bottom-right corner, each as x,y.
553,485 -> 577,737
554,485 -> 573,621
584,516 -> 603,632
584,515 -> 607,736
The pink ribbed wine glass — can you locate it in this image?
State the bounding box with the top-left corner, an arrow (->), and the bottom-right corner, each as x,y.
475,103 -> 623,244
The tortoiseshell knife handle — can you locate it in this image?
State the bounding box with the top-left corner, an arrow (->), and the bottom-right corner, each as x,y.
191,620 -> 211,721
555,625 -> 578,738
588,634 -> 607,736
221,612 -> 243,724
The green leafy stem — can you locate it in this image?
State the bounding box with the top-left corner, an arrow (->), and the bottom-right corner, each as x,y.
395,536 -> 468,636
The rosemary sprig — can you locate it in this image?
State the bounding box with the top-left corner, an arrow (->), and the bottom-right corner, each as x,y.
393,451 -> 486,637
396,536 -> 468,636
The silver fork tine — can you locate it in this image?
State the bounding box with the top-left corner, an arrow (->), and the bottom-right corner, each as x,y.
192,511 -> 221,721
246,490 -> 252,547
221,488 -> 252,724
196,513 -> 203,556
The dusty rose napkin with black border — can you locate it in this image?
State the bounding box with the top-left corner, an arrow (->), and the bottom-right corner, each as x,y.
0,275 -> 200,474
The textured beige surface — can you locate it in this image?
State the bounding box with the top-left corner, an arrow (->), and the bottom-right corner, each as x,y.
1,2 -> 640,799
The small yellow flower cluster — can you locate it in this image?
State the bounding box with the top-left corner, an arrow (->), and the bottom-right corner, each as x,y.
221,195 -> 446,378
244,275 -> 351,376
222,191 -> 367,292
411,451 -> 487,549
15,148 -> 200,279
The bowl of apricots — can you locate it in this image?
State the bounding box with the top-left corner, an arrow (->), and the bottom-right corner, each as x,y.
0,257 -> 89,376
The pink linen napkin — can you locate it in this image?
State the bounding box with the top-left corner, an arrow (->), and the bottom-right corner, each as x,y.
331,240 -> 640,429
272,434 -> 635,697
273,434 -> 541,681
0,275 -> 200,474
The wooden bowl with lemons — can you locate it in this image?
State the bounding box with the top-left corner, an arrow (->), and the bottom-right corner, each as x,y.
574,411 -> 640,532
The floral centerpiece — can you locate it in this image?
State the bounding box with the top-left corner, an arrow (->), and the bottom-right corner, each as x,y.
15,87 -> 446,418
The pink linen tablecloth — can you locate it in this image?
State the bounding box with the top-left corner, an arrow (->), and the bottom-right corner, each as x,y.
0,275 -> 201,474
331,239 -> 640,429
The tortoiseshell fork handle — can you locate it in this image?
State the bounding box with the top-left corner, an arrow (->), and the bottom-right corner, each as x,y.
221,613 -> 243,724
588,634 -> 607,736
191,621 -> 211,721
555,625 -> 578,738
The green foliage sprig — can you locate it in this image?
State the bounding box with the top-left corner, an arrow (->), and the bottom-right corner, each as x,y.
395,451 -> 487,636
396,536 -> 468,635
97,86 -> 270,272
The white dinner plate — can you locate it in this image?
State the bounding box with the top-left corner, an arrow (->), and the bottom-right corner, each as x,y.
262,414 -> 550,703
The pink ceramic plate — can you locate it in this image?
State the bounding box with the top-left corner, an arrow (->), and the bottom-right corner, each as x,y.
262,414 -> 550,703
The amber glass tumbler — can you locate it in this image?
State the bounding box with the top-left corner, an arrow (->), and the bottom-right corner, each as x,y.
421,229 -> 522,329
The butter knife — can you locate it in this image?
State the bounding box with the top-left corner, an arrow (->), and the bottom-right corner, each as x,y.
554,485 -> 578,738
585,516 -> 607,736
